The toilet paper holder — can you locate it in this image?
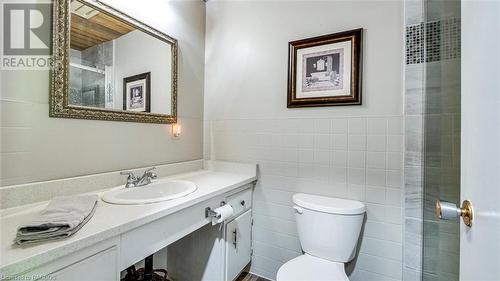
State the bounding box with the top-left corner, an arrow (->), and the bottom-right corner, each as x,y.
205,201 -> 227,219
205,207 -> 221,219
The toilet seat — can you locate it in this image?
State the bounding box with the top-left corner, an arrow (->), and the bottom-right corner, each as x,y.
276,254 -> 349,281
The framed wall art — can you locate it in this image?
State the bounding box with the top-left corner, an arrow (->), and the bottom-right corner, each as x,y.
287,28 -> 363,107
123,72 -> 151,112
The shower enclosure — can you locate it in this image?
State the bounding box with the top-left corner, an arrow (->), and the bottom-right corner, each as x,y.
404,0 -> 461,280
422,0 -> 461,279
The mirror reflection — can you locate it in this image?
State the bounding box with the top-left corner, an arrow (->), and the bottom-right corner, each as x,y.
68,0 -> 173,115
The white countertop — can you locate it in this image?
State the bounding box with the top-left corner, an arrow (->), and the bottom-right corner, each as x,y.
0,162 -> 257,276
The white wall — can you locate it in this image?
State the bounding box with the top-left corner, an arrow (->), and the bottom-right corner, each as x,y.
204,1 -> 404,280
0,0 -> 206,185
114,30 -> 172,114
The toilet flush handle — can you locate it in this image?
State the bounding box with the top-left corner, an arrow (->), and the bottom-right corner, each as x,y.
293,206 -> 303,214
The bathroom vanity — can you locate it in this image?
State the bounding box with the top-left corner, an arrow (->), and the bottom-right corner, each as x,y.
0,161 -> 257,281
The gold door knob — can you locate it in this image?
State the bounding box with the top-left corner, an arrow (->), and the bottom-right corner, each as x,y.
435,200 -> 474,227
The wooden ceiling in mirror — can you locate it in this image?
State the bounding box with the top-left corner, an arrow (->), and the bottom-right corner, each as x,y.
70,1 -> 135,51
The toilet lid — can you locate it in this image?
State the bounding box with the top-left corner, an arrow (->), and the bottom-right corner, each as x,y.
277,254 -> 349,281
293,193 -> 365,215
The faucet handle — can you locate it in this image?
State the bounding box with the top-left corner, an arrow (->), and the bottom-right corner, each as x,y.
143,167 -> 157,178
120,171 -> 136,180
120,170 -> 134,176
144,167 -> 156,173
120,171 -> 137,188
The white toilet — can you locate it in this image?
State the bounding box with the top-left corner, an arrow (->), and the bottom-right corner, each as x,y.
277,193 -> 366,281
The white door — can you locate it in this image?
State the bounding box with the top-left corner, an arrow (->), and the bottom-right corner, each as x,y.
225,210 -> 252,281
460,1 -> 500,280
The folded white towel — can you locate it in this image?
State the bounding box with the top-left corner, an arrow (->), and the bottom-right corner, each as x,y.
15,194 -> 98,245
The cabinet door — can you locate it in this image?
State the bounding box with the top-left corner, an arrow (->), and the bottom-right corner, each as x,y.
48,246 -> 118,281
225,210 -> 252,281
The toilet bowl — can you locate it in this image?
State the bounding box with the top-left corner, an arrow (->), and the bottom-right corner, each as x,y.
277,193 -> 365,281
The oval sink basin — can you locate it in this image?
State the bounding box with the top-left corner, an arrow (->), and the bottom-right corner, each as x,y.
102,180 -> 197,205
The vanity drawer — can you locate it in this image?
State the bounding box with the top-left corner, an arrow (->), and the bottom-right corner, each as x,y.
226,188 -> 252,217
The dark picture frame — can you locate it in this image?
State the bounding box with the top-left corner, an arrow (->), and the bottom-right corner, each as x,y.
287,28 -> 363,108
123,72 -> 151,112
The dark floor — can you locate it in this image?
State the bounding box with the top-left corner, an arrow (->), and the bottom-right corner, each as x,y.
235,271 -> 271,281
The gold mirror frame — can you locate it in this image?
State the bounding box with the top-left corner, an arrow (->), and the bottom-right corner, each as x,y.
50,0 -> 178,123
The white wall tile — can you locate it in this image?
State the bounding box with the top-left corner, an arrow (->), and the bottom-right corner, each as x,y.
348,118 -> 367,135
349,135 -> 367,151
388,117 -> 403,135
368,135 -> 387,151
387,135 -> 403,152
313,165 -> 330,182
253,226 -> 302,252
348,151 -> 366,168
367,152 -> 386,169
386,206 -> 403,224
253,214 -> 297,236
298,149 -> 313,164
387,170 -> 403,188
366,186 -> 386,204
298,134 -> 314,149
253,241 -> 301,263
366,169 -> 386,186
330,167 -> 347,183
297,119 -> 315,134
360,237 -> 402,261
367,118 -> 388,135
314,134 -> 331,150
366,203 -> 386,222
251,255 -> 281,279
332,150 -> 348,167
351,269 -> 400,281
387,152 -> 403,170
332,119 -> 348,134
314,119 -> 331,134
298,163 -> 314,178
356,253 -> 402,279
364,221 -> 402,243
313,149 -> 330,166
333,134 -> 348,150
347,184 -> 365,201
348,167 -> 366,185
283,134 -> 299,148
386,188 -> 402,206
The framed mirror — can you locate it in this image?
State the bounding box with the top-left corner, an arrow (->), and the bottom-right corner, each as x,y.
50,0 -> 177,123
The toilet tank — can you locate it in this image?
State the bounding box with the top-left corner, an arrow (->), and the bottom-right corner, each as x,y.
293,193 -> 366,263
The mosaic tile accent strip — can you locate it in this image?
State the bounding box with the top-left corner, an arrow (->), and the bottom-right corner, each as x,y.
406,18 -> 461,64
406,24 -> 425,64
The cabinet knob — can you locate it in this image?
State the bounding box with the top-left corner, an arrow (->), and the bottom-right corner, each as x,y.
240,200 -> 245,206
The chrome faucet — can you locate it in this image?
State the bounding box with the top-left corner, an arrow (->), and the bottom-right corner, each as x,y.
120,167 -> 157,188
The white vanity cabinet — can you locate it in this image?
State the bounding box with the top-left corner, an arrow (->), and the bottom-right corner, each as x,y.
168,185 -> 254,281
1,171 -> 257,281
20,238 -> 120,281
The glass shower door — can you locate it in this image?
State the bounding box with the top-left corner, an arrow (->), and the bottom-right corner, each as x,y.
422,0 -> 461,280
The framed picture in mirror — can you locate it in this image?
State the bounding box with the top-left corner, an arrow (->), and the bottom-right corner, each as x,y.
123,72 -> 151,112
287,28 -> 363,108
